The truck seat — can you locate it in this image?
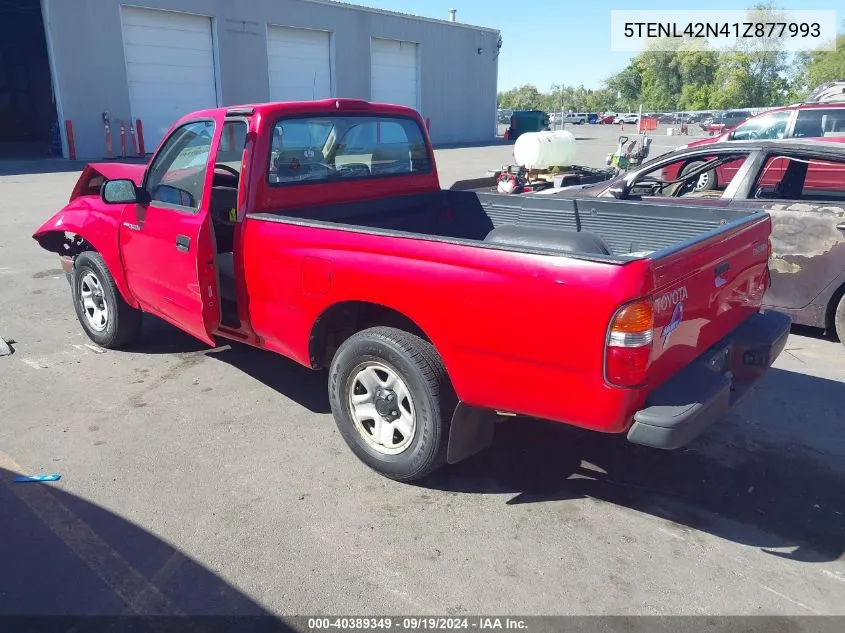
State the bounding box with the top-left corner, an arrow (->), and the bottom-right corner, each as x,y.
484,225 -> 612,256
216,252 -> 236,302
371,144 -> 411,175
210,186 -> 238,252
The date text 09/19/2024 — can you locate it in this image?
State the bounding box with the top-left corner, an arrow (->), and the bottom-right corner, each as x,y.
307,618 -> 528,631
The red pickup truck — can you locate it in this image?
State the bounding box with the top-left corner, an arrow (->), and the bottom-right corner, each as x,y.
33,99 -> 789,482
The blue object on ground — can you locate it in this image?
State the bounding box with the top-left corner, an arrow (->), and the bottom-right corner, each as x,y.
14,474 -> 62,483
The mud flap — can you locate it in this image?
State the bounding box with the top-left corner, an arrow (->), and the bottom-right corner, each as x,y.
446,403 -> 496,464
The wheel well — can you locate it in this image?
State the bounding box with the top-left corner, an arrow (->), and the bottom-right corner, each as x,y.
309,301 -> 431,369
825,281 -> 845,334
35,231 -> 96,257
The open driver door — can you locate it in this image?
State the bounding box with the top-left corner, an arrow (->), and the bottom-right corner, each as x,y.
116,114 -> 228,346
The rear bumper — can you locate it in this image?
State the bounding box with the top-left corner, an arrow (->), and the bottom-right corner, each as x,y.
627,310 -> 791,450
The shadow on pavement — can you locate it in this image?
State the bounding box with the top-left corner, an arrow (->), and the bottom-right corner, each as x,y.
122,317 -> 844,562
0,466 -> 294,631
424,366 -> 845,564
790,323 -> 838,343
126,316 -> 331,414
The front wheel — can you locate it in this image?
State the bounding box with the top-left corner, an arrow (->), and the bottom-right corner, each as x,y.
328,326 -> 457,482
71,252 -> 142,349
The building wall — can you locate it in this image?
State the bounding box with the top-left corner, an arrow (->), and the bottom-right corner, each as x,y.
42,0 -> 500,159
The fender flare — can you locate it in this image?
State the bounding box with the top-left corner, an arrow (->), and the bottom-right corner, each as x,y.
33,209 -> 139,309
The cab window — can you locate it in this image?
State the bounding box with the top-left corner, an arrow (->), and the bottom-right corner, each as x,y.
146,120 -> 215,211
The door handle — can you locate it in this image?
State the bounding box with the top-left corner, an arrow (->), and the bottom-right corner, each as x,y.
175,235 -> 191,252
837,222 -> 845,231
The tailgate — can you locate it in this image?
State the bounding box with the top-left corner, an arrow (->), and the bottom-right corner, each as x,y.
646,214 -> 772,390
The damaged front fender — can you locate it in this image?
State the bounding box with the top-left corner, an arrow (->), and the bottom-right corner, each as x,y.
32,200 -> 139,308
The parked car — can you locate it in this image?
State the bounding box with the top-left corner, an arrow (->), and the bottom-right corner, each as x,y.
700,110 -> 753,134
587,113 -> 599,124
597,113 -> 616,124
33,99 -> 786,481
540,138 -> 845,343
805,80 -> 845,104
614,113 -> 639,124
666,103 -> 845,191
562,112 -> 589,124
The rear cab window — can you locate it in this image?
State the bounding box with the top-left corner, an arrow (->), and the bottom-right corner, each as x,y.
267,115 -> 431,185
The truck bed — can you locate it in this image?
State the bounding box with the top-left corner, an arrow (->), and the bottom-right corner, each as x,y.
248,190 -> 760,261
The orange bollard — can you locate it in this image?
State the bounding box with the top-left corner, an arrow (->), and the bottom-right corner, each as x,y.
104,124 -> 113,158
64,120 -> 76,160
136,119 -> 145,155
129,121 -> 138,155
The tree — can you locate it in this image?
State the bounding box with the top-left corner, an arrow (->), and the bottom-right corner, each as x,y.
497,84 -> 545,110
606,62 -> 642,106
806,34 -> 845,88
676,44 -> 719,109
710,3 -> 791,108
636,47 -> 682,111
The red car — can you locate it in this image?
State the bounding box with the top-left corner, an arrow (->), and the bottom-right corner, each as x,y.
32,99 -> 787,481
667,103 -> 845,191
700,110 -> 753,135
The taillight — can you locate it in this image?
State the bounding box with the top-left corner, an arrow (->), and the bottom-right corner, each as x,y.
605,298 -> 654,388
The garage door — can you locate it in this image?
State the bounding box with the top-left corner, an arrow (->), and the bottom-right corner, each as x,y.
121,7 -> 218,151
267,26 -> 331,102
371,38 -> 419,110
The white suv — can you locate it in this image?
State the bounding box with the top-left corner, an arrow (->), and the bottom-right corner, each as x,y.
563,112 -> 588,124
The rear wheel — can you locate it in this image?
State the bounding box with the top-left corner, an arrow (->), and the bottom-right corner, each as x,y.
71,252 -> 142,349
328,326 -> 456,482
681,161 -> 717,192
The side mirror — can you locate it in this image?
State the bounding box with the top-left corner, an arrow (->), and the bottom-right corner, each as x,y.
101,179 -> 139,204
608,182 -> 627,199
727,131 -> 736,140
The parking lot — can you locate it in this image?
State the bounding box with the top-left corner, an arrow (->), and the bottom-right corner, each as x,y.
1,128 -> 844,618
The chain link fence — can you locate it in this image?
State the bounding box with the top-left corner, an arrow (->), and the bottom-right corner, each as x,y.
497,107 -> 782,138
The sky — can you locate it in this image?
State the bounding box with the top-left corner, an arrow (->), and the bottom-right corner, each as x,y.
347,0 -> 839,92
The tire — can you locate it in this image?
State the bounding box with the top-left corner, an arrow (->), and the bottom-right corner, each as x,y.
71,252 -> 142,349
328,326 -> 457,482
834,292 -> 845,345
681,161 -> 717,192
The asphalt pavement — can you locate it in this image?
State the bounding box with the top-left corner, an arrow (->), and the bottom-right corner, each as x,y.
1,127 -> 844,619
